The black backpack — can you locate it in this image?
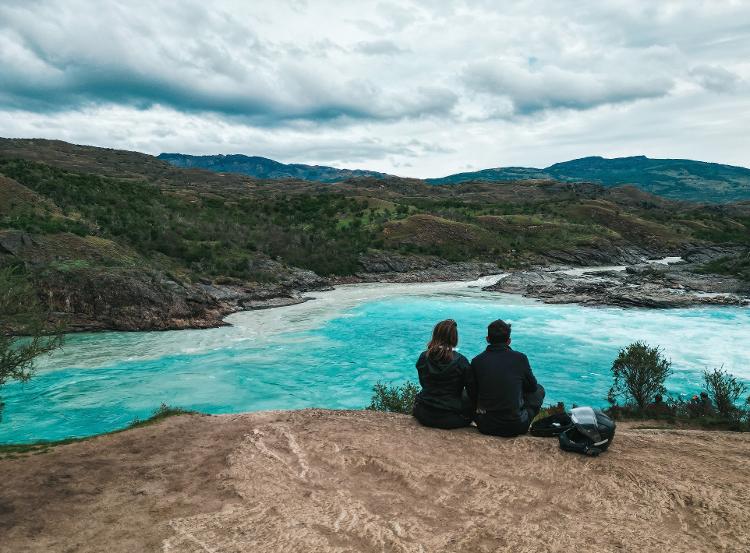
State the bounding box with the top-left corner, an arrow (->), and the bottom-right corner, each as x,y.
529,412 -> 573,437
531,407 -> 616,456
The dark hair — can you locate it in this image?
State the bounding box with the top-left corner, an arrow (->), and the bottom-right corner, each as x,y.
487,319 -> 512,345
427,319 -> 458,362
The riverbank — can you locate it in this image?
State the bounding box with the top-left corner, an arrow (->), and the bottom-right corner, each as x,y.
2,409 -> 748,552
29,245 -> 750,334
485,250 -> 750,308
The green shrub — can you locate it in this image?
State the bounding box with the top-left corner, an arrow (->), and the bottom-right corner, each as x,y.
607,341 -> 672,409
367,380 -> 419,414
703,368 -> 748,417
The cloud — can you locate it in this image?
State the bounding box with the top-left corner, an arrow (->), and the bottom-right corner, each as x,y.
463,58 -> 674,115
0,0 -> 748,175
689,65 -> 742,93
354,39 -> 406,56
0,1 -> 451,123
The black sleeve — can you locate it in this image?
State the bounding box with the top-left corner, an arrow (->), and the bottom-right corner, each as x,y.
466,356 -> 478,409
416,352 -> 428,388
521,354 -> 538,393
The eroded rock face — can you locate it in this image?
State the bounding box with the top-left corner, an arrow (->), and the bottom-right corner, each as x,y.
0,230 -> 34,255
355,252 -> 498,283
36,269 -> 229,332
31,266 -> 336,332
540,245 -> 657,267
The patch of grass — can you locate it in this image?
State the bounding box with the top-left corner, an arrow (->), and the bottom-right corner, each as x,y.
126,403 -> 196,429
0,403 -> 198,460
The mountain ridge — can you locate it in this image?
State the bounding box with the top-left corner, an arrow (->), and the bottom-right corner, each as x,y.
158,151 -> 750,203
158,152 -> 391,183
428,155 -> 750,203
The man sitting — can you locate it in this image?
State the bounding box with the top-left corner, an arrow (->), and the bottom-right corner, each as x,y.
471,319 -> 545,437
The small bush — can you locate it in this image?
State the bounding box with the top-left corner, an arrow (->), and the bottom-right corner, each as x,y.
608,341 -> 672,409
703,368 -> 748,418
367,380 -> 419,414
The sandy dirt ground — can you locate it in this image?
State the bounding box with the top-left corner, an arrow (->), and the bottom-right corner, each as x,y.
1,409 -> 749,553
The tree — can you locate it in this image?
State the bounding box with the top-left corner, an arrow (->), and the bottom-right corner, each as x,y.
608,341 -> 672,409
0,267 -> 64,422
703,368 -> 747,417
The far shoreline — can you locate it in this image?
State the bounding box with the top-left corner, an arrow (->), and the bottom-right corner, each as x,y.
44,253 -> 750,336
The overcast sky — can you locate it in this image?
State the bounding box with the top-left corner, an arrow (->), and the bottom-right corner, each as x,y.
1,0 -> 749,176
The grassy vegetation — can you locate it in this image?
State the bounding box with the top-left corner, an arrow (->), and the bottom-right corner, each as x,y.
0,159 -> 381,277
698,253 -> 750,282
367,380 -> 419,414
0,404 -> 196,460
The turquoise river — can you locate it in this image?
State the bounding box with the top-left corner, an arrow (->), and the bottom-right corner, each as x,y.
1,277 -> 749,443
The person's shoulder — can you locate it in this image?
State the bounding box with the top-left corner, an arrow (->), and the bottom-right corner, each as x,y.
470,350 -> 488,364
454,351 -> 470,364
510,349 -> 529,361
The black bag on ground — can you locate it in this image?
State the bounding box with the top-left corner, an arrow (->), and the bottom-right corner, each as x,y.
558,407 -> 616,457
529,412 -> 573,437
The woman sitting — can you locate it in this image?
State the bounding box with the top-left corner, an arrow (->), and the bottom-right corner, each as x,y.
413,319 -> 476,429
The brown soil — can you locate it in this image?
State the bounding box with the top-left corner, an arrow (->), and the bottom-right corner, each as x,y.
1,410 -> 749,552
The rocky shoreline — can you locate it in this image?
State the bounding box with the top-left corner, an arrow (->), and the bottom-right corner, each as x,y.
20,246 -> 750,334
484,246 -> 750,308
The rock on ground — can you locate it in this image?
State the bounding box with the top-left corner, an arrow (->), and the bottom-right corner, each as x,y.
1,410 -> 749,552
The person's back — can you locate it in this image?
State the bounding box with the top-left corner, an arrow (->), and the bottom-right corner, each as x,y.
471,320 -> 545,437
416,350 -> 471,413
413,319 -> 475,429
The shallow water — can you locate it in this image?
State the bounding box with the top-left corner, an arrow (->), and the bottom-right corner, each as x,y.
1,277 -> 749,443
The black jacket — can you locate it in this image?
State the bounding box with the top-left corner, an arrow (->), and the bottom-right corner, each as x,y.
415,351 -> 475,413
471,344 -> 538,422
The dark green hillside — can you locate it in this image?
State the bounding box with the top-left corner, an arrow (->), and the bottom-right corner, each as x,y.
428,156 -> 750,203
0,159 -> 377,278
1,146 -> 748,279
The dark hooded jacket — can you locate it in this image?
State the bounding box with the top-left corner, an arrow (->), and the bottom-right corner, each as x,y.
415,350 -> 475,413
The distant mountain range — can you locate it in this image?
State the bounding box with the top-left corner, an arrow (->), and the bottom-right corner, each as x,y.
427,156 -> 750,203
159,153 -> 750,203
158,153 -> 390,183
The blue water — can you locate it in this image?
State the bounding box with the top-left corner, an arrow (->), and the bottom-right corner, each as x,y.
1,279 -> 749,443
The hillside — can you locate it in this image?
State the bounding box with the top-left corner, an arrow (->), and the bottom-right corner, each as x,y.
1,410 -> 749,552
158,153 -> 391,182
1,138 -> 749,331
429,155 -> 750,203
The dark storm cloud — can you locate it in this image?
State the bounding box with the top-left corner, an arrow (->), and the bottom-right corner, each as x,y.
0,1 -> 454,124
